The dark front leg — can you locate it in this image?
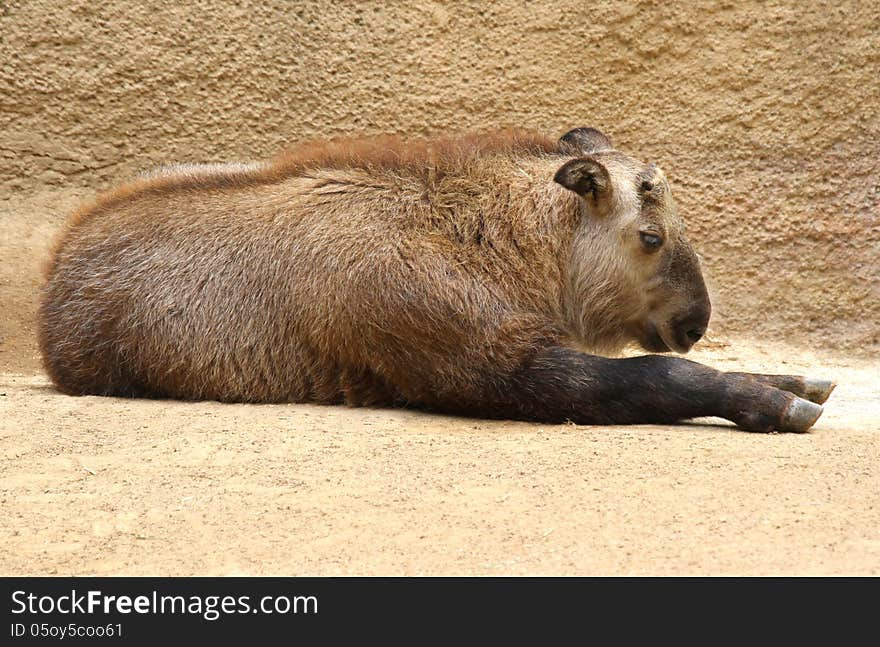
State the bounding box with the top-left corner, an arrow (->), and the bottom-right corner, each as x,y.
456,347 -> 826,432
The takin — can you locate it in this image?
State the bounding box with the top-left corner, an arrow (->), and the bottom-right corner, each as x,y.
38,127 -> 834,432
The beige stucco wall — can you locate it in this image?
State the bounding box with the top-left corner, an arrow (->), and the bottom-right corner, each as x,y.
1,0 -> 878,367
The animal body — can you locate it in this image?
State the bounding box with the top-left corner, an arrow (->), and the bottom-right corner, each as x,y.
38,127 -> 833,432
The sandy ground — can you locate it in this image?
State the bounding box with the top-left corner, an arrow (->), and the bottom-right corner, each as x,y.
2,340 -> 878,576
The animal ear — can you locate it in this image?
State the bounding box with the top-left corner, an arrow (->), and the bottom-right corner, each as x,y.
553,157 -> 612,201
558,127 -> 613,154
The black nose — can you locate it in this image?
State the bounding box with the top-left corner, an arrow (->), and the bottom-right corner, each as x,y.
674,307 -> 710,349
685,327 -> 706,344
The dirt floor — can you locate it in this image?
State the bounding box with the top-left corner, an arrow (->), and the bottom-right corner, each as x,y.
3,336 -> 879,575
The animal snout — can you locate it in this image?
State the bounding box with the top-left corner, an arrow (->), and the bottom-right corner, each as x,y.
674,306 -> 711,350
685,326 -> 706,344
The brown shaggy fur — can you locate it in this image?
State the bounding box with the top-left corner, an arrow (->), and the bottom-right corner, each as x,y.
40,129 -> 574,405
42,126 -> 800,429
55,129 -> 559,236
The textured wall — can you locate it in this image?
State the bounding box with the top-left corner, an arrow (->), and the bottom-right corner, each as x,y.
1,0 -> 878,360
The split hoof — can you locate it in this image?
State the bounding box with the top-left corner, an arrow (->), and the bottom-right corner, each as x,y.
803,378 -> 836,404
780,398 -> 824,433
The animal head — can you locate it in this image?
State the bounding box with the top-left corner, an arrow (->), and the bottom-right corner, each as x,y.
554,127 -> 711,354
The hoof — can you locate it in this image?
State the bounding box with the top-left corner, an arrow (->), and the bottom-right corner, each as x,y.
780,398 -> 824,433
803,378 -> 836,404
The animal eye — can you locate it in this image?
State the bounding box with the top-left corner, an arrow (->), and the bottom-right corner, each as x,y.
639,231 -> 663,251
